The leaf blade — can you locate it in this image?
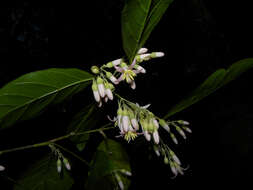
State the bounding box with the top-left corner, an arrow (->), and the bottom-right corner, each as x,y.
0,68 -> 93,129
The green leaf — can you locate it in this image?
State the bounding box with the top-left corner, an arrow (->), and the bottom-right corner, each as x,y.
121,0 -> 174,63
85,139 -> 131,190
14,155 -> 74,190
0,68 -> 93,129
66,104 -> 101,151
164,58 -> 253,118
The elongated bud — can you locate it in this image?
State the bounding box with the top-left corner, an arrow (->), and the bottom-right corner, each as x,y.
0,165 -> 5,171
169,150 -> 181,165
98,101 -> 102,107
120,62 -> 128,69
137,47 -> 148,54
153,146 -> 160,156
183,126 -> 192,133
119,169 -> 132,176
105,83 -> 113,100
92,81 -> 100,102
159,119 -> 170,133
169,161 -> 178,176
170,133 -> 178,144
106,72 -> 119,84
91,66 -> 100,74
97,77 -> 105,98
104,96 -> 108,102
134,64 -> 146,74
63,158 -> 71,170
175,126 -> 186,139
153,130 -> 160,144
177,120 -> 190,125
122,110 -> 129,132
106,58 -> 122,68
130,81 -> 136,89
150,52 -> 164,58
153,119 -> 159,129
57,159 -> 62,173
115,173 -> 124,190
117,109 -> 123,133
147,120 -> 155,133
140,119 -> 148,131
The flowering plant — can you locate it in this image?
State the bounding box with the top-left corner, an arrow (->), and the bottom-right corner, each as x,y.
0,0 -> 253,189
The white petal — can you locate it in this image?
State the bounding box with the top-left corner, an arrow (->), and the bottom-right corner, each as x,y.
144,131 -> 151,141
153,131 -> 160,144
122,116 -> 129,132
131,118 -> 139,130
137,65 -> 146,73
155,52 -> 164,57
98,83 -> 105,98
130,81 -> 136,89
137,48 -> 148,54
106,89 -> 113,100
93,91 -> 100,102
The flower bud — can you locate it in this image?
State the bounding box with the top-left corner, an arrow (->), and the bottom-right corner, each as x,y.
96,77 -> 105,98
106,72 -> 119,84
150,52 -> 164,58
91,66 -> 100,74
120,62 -> 128,69
169,161 -> 178,176
164,156 -> 169,164
0,165 -> 5,171
159,119 -> 170,133
57,159 -> 62,173
153,119 -> 159,129
105,83 -> 113,100
137,47 -> 148,54
144,131 -> 151,141
183,126 -> 192,133
153,146 -> 160,156
120,169 -> 132,176
147,120 -> 155,133
104,96 -> 108,102
177,120 -> 190,125
134,64 -> 146,73
153,130 -> 160,144
175,126 -> 186,139
98,101 -> 102,107
169,150 -> 181,165
115,173 -> 124,190
170,133 -> 178,144
130,81 -> 136,89
131,118 -> 139,131
63,158 -> 71,170
92,81 -> 100,102
106,59 -> 122,68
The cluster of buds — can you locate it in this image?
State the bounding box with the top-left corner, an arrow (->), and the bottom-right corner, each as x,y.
91,48 -> 164,91
91,76 -> 114,107
159,119 -> 192,145
154,143 -> 188,178
48,144 -> 71,173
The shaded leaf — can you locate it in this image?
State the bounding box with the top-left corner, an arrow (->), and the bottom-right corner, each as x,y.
164,58 -> 253,118
14,155 -> 74,190
0,68 -> 93,129
121,0 -> 174,63
66,104 -> 101,151
85,139 -> 131,190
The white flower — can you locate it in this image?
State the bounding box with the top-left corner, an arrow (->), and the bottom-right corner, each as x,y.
97,77 -> 105,98
153,130 -> 160,144
92,81 -> 100,102
105,88 -> 113,100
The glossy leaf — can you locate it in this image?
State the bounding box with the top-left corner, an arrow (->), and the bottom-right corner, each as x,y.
67,104 -> 101,151
164,58 -> 253,118
85,139 -> 131,190
14,155 -> 74,190
121,0 -> 174,63
0,68 -> 93,129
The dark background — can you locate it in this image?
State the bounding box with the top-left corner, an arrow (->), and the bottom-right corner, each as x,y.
1,0 -> 253,189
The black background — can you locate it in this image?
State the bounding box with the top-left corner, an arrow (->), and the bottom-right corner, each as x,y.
1,0 -> 253,189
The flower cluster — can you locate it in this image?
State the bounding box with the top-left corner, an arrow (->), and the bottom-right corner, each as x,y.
49,144 -> 71,173
91,77 -> 114,107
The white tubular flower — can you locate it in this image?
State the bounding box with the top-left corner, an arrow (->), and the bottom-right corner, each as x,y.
177,120 -> 190,125
150,52 -> 165,58
63,158 -> 71,170
122,110 -> 130,132
92,81 -> 100,103
183,126 -> 192,133
131,118 -> 139,131
97,77 -> 105,98
106,58 -> 122,68
153,130 -> 160,144
0,165 -> 5,171
105,83 -> 113,100
144,131 -> 151,141
137,47 -> 148,54
106,72 -> 119,84
153,119 -> 159,129
57,159 -> 62,173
